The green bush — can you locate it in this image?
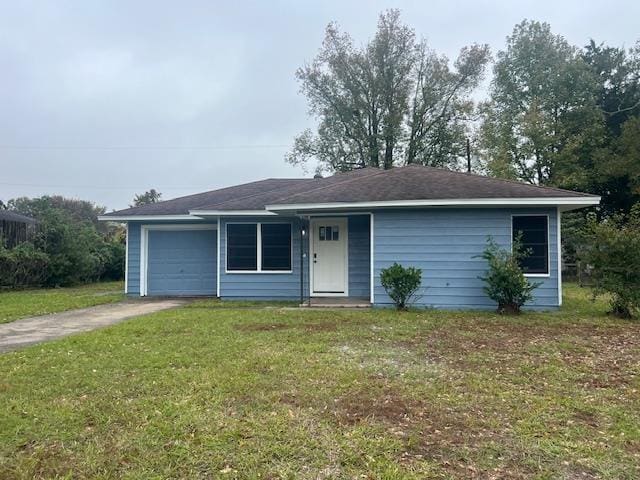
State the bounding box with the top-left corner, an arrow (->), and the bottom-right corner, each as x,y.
0,243 -> 50,288
5,196 -> 125,288
581,205 -> 640,318
33,210 -> 107,286
478,237 -> 540,314
380,262 -> 422,310
100,241 -> 125,281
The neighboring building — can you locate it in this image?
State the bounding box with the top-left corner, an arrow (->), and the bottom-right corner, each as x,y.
0,211 -> 37,249
99,165 -> 600,310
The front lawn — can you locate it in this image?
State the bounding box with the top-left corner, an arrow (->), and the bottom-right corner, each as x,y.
0,282 -> 124,324
0,284 -> 638,478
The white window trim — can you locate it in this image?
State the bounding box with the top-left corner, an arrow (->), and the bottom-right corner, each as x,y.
309,217 -> 349,297
225,222 -> 294,274
139,224 -> 217,297
510,214 -> 551,278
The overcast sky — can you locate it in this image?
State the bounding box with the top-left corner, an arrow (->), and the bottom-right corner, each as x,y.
1,1 -> 638,210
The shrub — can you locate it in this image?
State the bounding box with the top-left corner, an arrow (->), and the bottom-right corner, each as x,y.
0,243 -> 50,288
100,241 -> 125,281
380,262 -> 422,310
581,206 -> 640,318
478,237 -> 540,314
6,196 -> 126,287
34,211 -> 107,286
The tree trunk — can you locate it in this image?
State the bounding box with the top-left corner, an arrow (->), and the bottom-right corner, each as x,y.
384,137 -> 394,169
406,130 -> 416,164
498,302 -> 521,315
369,106 -> 380,167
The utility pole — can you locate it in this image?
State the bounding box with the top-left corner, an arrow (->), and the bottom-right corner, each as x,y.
466,138 -> 472,173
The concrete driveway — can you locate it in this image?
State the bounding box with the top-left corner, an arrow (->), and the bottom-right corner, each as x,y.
0,299 -> 188,353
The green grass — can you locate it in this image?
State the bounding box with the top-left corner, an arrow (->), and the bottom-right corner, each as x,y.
0,284 -> 638,478
0,282 -> 124,324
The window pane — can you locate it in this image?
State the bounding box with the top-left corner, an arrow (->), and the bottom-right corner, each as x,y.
319,226 -> 325,241
325,226 -> 332,241
261,223 -> 292,271
227,224 -> 257,271
332,225 -> 339,241
512,216 -> 548,274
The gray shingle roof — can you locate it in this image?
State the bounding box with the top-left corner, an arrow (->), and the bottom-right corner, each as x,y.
266,165 -> 594,205
0,211 -> 37,223
103,178 -> 313,216
103,165 -> 597,217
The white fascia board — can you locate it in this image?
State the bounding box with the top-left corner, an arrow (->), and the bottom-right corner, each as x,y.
98,214 -> 200,222
189,209 -> 277,216
266,196 -> 601,212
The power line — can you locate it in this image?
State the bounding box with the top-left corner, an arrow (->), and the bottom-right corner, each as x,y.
0,181 -> 211,190
0,143 -> 291,151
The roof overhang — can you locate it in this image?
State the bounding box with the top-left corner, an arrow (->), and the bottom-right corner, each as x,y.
97,214 -> 201,222
265,196 -> 601,213
188,209 -> 277,216
98,196 -> 600,221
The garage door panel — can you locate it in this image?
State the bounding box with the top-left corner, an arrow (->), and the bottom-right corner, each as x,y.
147,229 -> 217,296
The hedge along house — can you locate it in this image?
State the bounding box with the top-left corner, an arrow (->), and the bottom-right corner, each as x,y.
99,165 -> 600,310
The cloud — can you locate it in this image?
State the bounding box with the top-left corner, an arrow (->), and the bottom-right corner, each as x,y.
0,0 -> 638,209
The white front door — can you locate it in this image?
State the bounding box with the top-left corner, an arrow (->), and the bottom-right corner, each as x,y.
311,218 -> 348,295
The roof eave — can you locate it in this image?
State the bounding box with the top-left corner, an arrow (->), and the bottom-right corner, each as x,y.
97,214 -> 202,222
265,196 -> 601,213
188,209 -> 277,216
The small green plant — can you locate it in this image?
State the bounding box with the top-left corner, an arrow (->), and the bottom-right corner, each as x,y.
380,262 -> 422,310
581,205 -> 640,318
478,237 -> 540,314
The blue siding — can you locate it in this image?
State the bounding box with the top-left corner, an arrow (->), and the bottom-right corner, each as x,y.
348,215 -> 371,298
126,223 -> 141,295
219,217 -> 309,300
147,229 -> 217,296
123,208 -> 561,310
372,207 -> 559,310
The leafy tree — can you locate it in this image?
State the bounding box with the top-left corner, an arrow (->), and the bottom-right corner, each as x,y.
288,9 -> 490,172
131,189 -> 162,207
9,196 -> 107,232
478,237 -> 540,314
581,205 -> 640,318
480,20 -> 602,185
380,262 -> 422,310
583,40 -> 640,137
588,117 -> 640,215
559,42 -> 640,216
4,196 -> 124,287
30,207 -> 106,285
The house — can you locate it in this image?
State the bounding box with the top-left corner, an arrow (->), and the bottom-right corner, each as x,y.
98,165 -> 600,309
